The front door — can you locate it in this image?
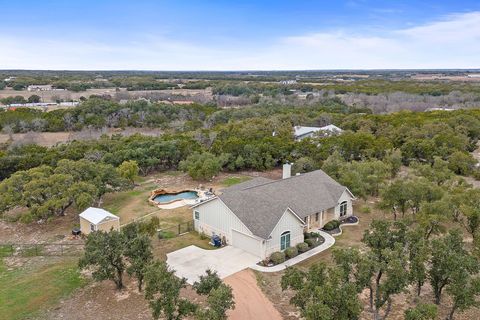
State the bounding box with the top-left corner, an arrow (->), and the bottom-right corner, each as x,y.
280,231 -> 291,250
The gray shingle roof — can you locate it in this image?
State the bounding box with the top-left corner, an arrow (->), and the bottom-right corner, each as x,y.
218,170 -> 349,239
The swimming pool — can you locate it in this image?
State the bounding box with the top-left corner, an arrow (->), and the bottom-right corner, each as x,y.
153,191 -> 199,204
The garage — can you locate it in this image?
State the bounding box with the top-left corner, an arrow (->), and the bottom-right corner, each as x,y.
231,229 -> 263,258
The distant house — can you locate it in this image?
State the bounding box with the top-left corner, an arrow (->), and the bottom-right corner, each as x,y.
27,85 -> 52,91
79,207 -> 120,235
424,107 -> 455,112
280,80 -> 297,85
293,125 -> 343,140
192,165 -> 354,258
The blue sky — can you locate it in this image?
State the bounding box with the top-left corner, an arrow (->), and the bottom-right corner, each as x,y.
1,1 -> 479,70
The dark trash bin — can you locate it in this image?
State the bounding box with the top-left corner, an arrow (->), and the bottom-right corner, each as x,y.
211,234 -> 222,247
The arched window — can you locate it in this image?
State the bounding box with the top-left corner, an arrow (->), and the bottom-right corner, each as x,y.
280,231 -> 291,250
340,201 -> 348,217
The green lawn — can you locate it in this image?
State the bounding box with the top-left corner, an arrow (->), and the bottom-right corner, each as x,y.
0,258 -> 86,320
220,176 -> 251,187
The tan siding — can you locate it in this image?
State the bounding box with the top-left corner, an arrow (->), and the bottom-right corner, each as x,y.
79,217 -> 92,235
97,218 -> 120,233
194,198 -> 253,244
80,216 -> 120,235
266,209 -> 304,257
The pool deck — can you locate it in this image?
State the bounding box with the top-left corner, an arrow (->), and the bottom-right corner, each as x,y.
154,189 -> 212,209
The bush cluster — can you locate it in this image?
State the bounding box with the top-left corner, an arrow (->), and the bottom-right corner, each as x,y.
323,220 -> 340,231
270,251 -> 286,265
296,242 -> 309,253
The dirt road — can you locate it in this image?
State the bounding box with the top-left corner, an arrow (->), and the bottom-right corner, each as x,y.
224,269 -> 283,320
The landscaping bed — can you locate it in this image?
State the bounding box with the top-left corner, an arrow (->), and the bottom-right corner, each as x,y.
257,232 -> 326,267
321,216 -> 359,235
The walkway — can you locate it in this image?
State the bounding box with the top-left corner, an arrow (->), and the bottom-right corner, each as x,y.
250,230 -> 335,272
224,269 -> 283,320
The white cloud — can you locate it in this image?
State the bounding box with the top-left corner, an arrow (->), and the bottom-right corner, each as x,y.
0,11 -> 479,70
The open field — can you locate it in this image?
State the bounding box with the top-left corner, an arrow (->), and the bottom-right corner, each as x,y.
0,87 -> 212,104
0,256 -> 86,320
0,127 -> 163,147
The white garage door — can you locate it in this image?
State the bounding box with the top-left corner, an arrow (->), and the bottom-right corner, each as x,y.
231,229 -> 263,258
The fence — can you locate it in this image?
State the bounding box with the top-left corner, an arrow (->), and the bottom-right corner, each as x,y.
0,243 -> 85,257
159,220 -> 194,238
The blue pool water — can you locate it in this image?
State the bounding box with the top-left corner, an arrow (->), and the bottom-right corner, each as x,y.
153,191 -> 198,203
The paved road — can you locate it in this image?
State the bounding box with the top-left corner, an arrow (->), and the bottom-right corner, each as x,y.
224,269 -> 283,320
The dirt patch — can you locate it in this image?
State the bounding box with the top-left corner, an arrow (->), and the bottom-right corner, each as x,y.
224,269 -> 283,320
0,212 -> 80,244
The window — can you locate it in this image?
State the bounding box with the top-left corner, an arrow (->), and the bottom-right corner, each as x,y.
280,231 -> 291,250
90,223 -> 96,232
340,201 -> 348,217
315,212 -> 319,222
194,210 -> 200,220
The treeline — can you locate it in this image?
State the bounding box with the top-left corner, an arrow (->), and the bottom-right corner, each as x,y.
0,98 -> 218,133
2,108 -> 480,223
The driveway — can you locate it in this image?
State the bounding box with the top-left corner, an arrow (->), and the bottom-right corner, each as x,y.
224,269 -> 283,320
166,245 -> 260,284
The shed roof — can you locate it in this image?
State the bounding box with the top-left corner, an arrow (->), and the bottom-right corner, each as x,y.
79,207 -> 119,225
217,170 -> 351,239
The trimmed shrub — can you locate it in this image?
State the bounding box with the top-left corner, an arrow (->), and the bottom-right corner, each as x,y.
270,251 -> 286,265
285,247 -> 298,259
296,242 -> 309,253
305,238 -> 317,248
323,220 -> 340,231
304,231 -> 321,239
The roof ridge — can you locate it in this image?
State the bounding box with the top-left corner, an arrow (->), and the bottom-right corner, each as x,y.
240,171 -> 310,190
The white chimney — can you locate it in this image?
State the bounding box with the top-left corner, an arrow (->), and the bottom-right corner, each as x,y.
282,163 -> 292,179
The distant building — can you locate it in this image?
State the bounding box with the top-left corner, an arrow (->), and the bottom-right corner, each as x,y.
294,125 -> 343,140
424,107 -> 455,112
3,76 -> 16,82
27,85 -> 53,91
280,80 -> 297,85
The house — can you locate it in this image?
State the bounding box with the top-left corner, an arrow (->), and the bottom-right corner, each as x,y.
192,165 -> 354,259
27,85 -> 52,91
280,79 -> 297,85
79,207 -> 120,235
293,124 -> 343,140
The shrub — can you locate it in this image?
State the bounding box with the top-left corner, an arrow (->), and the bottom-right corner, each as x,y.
305,238 -> 317,248
285,247 -> 298,259
309,232 -> 320,238
323,220 -> 340,231
361,206 -> 371,214
19,213 -> 34,224
304,231 -> 321,239
157,230 -> 175,239
296,242 -> 309,253
199,231 -> 208,240
270,251 -> 286,265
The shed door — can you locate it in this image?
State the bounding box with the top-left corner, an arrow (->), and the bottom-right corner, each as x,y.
231,229 -> 262,258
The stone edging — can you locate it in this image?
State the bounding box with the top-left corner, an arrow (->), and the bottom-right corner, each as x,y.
250,230 -> 335,273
